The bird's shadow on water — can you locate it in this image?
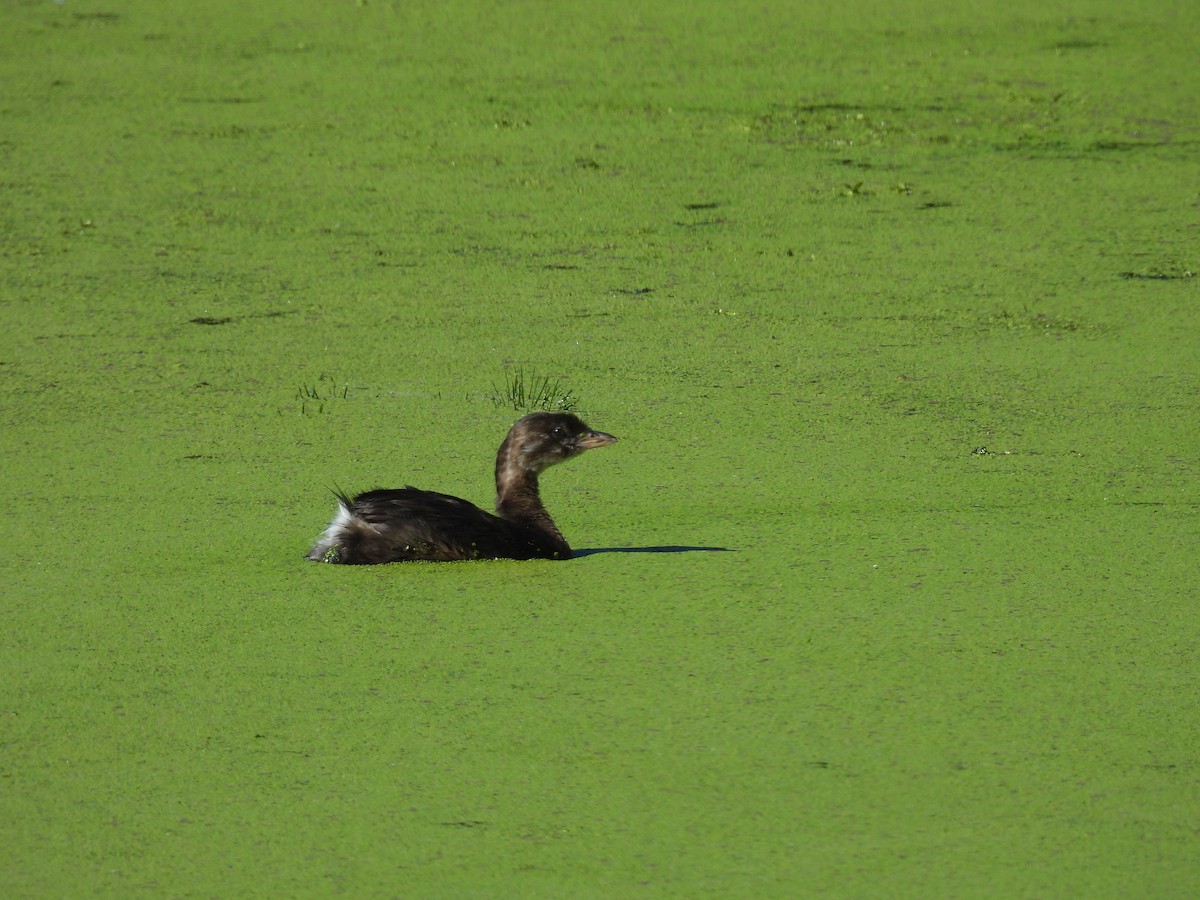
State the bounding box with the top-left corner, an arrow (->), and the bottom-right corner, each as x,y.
572,545 -> 735,558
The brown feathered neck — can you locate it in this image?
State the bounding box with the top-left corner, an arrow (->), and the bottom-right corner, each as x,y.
493,417 -> 573,553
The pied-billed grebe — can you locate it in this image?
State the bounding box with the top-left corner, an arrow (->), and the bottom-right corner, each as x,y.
307,412 -> 617,564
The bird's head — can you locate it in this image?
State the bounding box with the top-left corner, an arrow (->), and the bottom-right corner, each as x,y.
502,412 -> 618,475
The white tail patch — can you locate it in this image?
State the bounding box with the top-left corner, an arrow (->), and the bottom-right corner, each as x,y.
307,499 -> 370,562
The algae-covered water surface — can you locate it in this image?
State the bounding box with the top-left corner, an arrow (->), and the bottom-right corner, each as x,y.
3,0 -> 1198,895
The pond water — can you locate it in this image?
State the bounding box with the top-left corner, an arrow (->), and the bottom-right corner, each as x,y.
2,0 -> 1197,895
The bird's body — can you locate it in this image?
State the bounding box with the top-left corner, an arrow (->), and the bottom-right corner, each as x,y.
307,412 -> 616,564
310,486 -> 570,563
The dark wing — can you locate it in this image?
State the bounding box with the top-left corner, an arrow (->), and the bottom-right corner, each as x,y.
337,487 -> 565,563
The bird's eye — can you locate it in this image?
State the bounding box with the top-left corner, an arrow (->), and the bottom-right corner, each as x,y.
552,426 -> 567,439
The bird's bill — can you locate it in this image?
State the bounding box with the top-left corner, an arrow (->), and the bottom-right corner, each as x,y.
575,430 -> 618,450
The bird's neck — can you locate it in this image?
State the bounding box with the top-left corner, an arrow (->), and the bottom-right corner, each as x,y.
495,456 -> 569,552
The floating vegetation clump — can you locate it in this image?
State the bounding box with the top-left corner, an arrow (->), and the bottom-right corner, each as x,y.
491,369 -> 578,412
296,374 -> 348,415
